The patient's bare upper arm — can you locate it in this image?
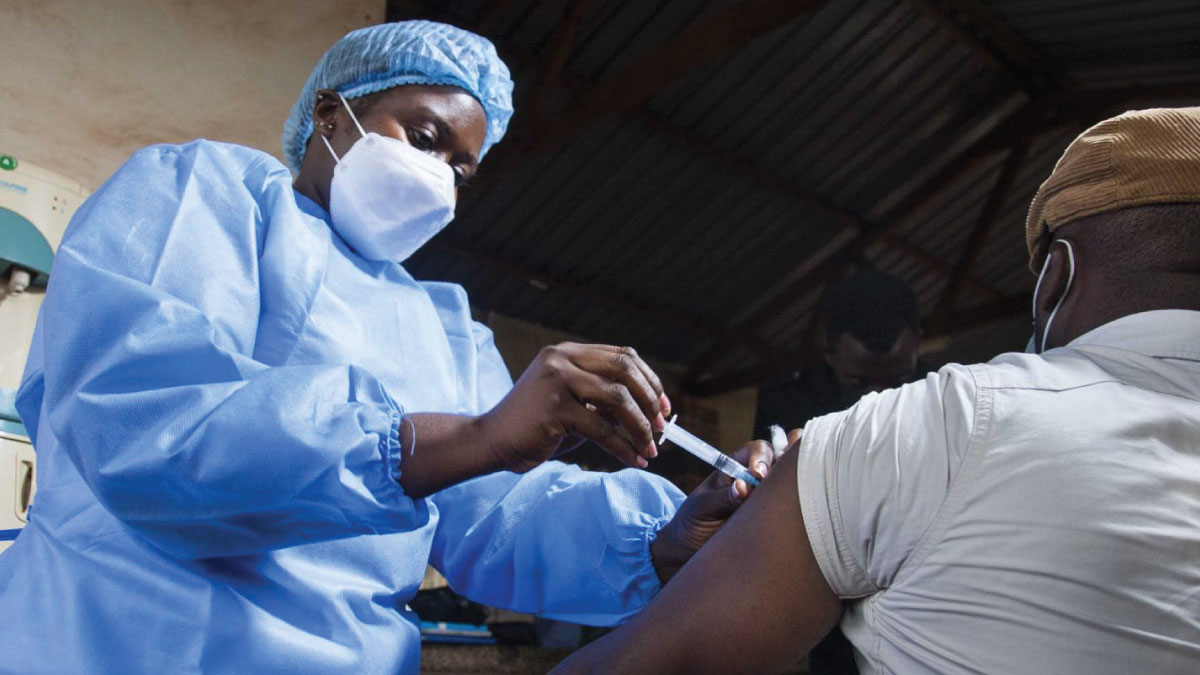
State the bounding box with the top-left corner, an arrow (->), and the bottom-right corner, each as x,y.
553,446 -> 842,675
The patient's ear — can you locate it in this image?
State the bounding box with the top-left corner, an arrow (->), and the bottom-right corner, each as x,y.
1034,239 -> 1074,351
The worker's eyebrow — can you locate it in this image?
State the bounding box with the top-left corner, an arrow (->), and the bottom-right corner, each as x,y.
407,106 -> 481,169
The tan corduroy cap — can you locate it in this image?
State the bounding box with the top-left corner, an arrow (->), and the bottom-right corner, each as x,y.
1025,106 -> 1200,270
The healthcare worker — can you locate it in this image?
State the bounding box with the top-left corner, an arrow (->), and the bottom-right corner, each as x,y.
0,21 -> 772,674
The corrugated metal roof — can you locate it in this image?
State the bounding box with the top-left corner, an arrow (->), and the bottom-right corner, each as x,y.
983,0 -> 1200,88
397,0 -> 1200,392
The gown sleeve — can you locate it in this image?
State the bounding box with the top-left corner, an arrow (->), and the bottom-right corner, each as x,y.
427,322 -> 686,626
16,141 -> 426,559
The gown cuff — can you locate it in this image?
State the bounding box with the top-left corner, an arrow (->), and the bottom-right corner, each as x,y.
381,393 -> 406,487
626,512 -> 676,612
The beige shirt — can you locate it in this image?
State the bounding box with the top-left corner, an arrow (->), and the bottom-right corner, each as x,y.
799,310 -> 1200,674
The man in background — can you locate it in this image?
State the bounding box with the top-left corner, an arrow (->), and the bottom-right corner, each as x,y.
755,269 -> 922,440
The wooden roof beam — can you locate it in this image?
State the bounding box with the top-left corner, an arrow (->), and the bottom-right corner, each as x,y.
908,0 -> 1067,96
525,0 -> 593,129
634,110 -> 1004,301
941,0 -> 1062,85
929,143 -> 1028,328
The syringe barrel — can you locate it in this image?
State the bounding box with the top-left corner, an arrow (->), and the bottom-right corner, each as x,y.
661,417 -> 760,486
712,454 -> 760,486
661,421 -> 721,465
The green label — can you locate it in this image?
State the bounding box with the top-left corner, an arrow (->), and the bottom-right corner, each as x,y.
0,155 -> 16,171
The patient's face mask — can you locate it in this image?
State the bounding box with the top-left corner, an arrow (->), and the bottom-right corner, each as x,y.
1029,240 -> 1075,354
320,93 -> 456,263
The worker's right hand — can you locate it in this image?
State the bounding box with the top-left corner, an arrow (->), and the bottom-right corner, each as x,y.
480,343 -> 670,473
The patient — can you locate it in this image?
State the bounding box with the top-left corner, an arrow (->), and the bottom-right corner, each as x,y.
552,107 -> 1200,674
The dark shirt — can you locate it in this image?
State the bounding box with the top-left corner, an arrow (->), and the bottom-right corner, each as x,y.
754,366 -> 851,439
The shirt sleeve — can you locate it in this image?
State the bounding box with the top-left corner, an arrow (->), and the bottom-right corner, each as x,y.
795,364 -> 978,597
428,462 -> 685,626
18,142 -> 425,560
426,316 -> 683,625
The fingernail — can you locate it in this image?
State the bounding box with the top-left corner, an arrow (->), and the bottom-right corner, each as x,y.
647,442 -> 658,459
730,483 -> 743,501
756,461 -> 769,479
654,412 -> 665,431
637,456 -> 649,468
659,393 -> 672,415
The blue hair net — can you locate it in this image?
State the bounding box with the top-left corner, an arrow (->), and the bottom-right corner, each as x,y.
283,20 -> 514,173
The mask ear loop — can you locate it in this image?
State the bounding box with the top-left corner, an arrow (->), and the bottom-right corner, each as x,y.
318,92 -> 369,164
319,132 -> 341,164
1032,246 -> 1053,322
1033,239 -> 1075,353
336,92 -> 368,138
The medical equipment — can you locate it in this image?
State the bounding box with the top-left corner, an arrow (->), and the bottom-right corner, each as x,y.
658,415 -> 759,487
0,389 -> 34,554
0,154 -> 86,302
0,153 -> 87,385
0,155 -> 83,552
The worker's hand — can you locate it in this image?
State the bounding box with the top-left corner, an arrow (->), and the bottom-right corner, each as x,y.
650,438 -> 780,583
480,343 -> 670,474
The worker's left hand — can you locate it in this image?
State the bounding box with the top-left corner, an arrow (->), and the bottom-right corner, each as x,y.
650,438 -> 778,583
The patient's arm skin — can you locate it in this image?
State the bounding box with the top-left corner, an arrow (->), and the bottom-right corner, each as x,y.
551,443 -> 842,675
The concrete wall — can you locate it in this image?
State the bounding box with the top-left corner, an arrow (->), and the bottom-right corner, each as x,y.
0,0 -> 382,389
1,0 -> 382,190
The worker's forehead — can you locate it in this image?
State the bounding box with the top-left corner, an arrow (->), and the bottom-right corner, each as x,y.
379,86 -> 484,118
370,86 -> 488,156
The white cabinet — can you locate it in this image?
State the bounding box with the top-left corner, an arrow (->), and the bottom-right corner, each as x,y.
0,431 -> 35,554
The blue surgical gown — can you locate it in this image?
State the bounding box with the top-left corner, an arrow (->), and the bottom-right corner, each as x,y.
0,140 -> 685,674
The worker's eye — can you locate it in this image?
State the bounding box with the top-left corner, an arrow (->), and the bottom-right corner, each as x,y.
407,127 -> 436,152
453,166 -> 472,188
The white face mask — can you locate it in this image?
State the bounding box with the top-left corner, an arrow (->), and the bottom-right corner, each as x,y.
1030,239 -> 1075,353
320,93 -> 456,263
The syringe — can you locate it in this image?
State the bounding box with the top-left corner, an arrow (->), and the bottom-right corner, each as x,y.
658,415 -> 760,487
